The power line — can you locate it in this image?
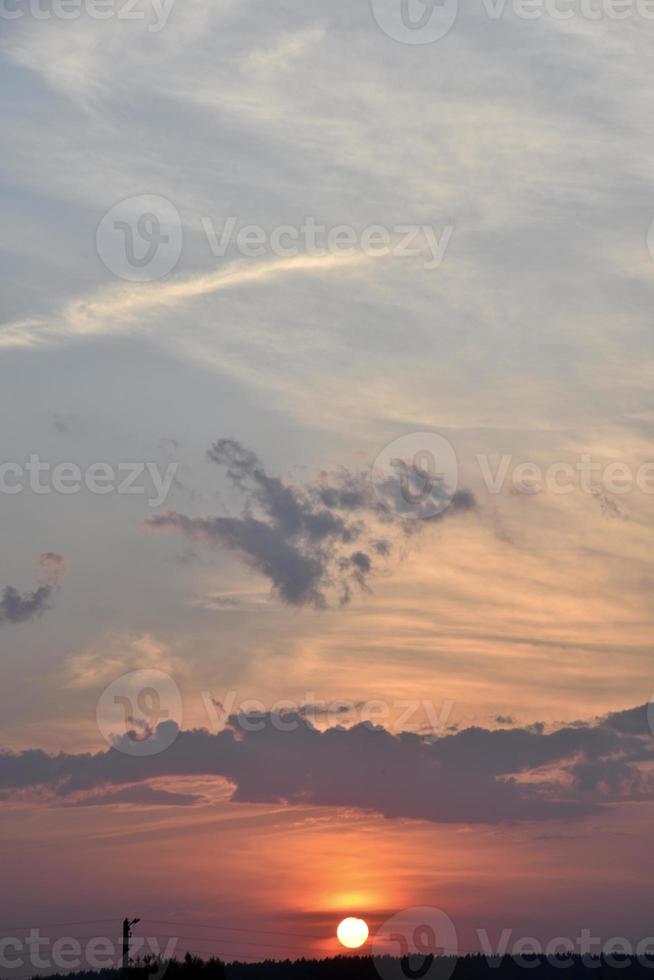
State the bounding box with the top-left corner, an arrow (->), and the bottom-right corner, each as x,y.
141,945 -> 301,962
0,921 -> 120,935
0,918 -> 326,944
139,921 -> 486,955
0,919 -> 488,958
144,935 -> 313,953
0,914 -> 500,970
142,939 -> 306,954
142,919 -> 326,942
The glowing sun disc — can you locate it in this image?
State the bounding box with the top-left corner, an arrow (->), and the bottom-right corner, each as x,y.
337,917 -> 369,949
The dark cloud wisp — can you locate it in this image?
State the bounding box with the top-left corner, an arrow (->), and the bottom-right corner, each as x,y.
145,439 -> 475,608
0,553 -> 67,626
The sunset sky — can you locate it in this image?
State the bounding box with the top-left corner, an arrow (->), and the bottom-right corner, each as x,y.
2,0 -> 654,970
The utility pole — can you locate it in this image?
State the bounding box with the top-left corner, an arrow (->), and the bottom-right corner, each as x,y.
122,918 -> 140,975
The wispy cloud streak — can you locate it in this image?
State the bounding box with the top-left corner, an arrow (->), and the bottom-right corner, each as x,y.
0,252 -> 368,350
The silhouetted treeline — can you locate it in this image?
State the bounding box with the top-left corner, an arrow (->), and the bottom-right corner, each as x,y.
22,952 -> 654,980
224,955 -> 654,980
134,954 -> 226,980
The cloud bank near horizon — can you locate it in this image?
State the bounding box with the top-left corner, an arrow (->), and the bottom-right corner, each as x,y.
2,703 -> 652,824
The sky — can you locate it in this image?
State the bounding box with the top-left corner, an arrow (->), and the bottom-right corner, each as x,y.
2,0 -> 654,971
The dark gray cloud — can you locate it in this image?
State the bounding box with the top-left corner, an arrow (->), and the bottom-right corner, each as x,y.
604,703 -> 652,736
1,704 -> 652,823
0,553 -> 67,626
145,439 -> 475,608
147,510 -> 327,607
297,701 -> 366,722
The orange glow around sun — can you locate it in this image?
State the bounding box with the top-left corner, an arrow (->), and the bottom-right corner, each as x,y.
337,917 -> 369,949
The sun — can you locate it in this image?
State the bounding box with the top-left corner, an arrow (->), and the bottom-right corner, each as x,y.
337,917 -> 369,949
